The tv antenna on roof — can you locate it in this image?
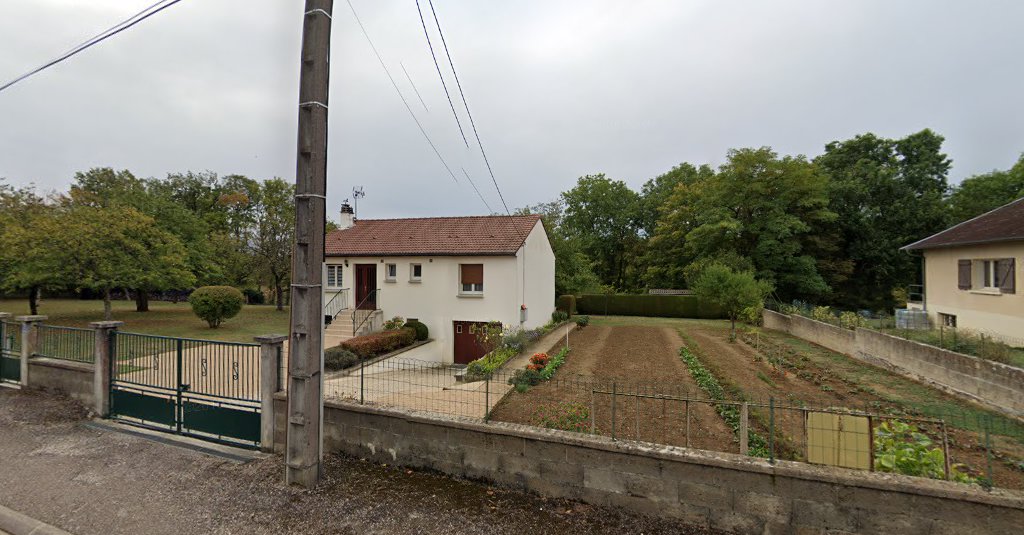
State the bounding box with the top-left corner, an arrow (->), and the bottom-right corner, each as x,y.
352,186 -> 365,218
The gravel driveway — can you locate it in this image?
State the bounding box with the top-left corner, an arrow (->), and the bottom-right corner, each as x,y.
0,388 -> 723,535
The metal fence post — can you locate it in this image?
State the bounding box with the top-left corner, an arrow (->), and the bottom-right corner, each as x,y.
590,389 -> 595,435
484,373 -> 490,421
611,381 -> 617,441
941,421 -> 951,481
740,402 -> 749,455
175,338 -> 184,434
685,399 -> 690,448
15,315 -> 47,387
255,334 -> 287,453
91,321 -> 123,417
359,354 -> 365,404
769,397 -> 775,464
984,416 -> 993,487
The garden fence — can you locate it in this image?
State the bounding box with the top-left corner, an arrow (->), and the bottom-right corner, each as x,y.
34,324 -> 95,363
321,356 -> 1023,489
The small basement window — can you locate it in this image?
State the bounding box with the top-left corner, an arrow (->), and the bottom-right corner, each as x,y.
460,264 -> 483,294
385,263 -> 397,282
939,313 -> 957,328
410,263 -> 422,282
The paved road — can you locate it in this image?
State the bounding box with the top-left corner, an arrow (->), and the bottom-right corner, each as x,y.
0,388 -> 720,535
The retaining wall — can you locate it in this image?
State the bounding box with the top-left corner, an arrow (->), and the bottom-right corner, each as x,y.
26,358 -> 94,407
271,395 -> 1024,534
762,310 -> 1024,418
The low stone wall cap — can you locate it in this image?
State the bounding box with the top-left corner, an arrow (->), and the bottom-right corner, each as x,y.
88,321 -> 124,328
254,334 -> 288,343
14,315 -> 48,321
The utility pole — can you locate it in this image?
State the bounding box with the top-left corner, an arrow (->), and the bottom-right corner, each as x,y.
286,0 -> 333,488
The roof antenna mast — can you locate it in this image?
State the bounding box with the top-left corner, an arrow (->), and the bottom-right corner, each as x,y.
352,186 -> 366,219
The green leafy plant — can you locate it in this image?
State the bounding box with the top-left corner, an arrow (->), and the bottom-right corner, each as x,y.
574,315 -> 590,327
838,311 -> 866,330
539,346 -> 569,380
509,368 -> 542,392
531,401 -> 590,433
403,319 -> 429,341
551,310 -> 569,323
188,286 -> 244,328
810,306 -> 837,325
383,315 -> 405,330
340,328 -> 416,359
556,294 -> 577,315
324,346 -> 359,371
874,421 -> 976,484
465,346 -> 518,380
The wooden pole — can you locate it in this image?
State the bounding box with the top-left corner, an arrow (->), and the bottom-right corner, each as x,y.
286,0 -> 333,489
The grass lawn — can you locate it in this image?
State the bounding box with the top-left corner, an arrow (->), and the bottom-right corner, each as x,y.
0,299 -> 290,343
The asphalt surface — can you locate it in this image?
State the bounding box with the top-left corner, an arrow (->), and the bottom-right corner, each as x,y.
0,387 -> 724,535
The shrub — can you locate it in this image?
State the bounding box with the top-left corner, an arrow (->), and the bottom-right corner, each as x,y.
539,346 -> 569,380
242,287 -> 265,305
874,421 -> 975,484
340,328 -> 416,359
527,352 -> 550,371
531,402 -> 590,433
383,316 -> 405,330
556,295 -> 576,315
838,311 -> 866,330
574,315 -> 590,327
403,319 -> 429,341
575,294 -> 723,318
465,346 -> 518,380
509,368 -> 542,392
810,306 -> 837,325
188,286 -> 244,328
324,346 -> 359,371
551,310 -> 569,323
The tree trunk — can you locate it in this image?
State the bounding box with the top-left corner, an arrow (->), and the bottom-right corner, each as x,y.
275,277 -> 284,311
103,288 -> 113,321
135,290 -> 150,312
28,286 -> 39,316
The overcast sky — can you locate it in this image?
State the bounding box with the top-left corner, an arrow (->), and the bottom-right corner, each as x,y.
2,0 -> 1023,221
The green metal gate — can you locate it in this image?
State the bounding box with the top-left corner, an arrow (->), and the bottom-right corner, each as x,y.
0,321 -> 20,384
110,332 -> 261,448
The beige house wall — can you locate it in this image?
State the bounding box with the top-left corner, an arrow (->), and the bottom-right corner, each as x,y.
922,242 -> 1024,343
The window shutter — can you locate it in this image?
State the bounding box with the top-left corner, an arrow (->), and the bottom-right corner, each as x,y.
997,258 -> 1016,294
957,260 -> 971,290
461,264 -> 483,285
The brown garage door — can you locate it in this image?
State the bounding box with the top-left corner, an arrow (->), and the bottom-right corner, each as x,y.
453,321 -> 489,365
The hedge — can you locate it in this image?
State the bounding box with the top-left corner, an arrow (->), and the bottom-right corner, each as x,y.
340,328 -> 416,359
576,294 -> 723,319
556,295 -> 576,315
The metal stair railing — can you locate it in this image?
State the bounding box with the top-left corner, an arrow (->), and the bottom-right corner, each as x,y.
324,288 -> 350,324
351,289 -> 380,337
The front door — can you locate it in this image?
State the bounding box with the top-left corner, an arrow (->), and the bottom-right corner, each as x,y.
354,264 -> 377,310
453,321 -> 489,365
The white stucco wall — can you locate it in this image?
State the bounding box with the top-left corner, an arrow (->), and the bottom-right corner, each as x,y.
324,221 -> 556,363
921,242 -> 1024,344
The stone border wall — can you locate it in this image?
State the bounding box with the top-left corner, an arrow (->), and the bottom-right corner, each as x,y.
762,310 -> 1024,418
271,395 -> 1024,534
26,358 -> 94,407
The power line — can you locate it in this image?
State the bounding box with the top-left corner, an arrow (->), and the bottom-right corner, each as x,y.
414,0 -> 469,147
0,0 -> 185,94
425,0 -> 514,218
400,61 -> 429,112
344,0 -> 461,186
461,167 -> 494,214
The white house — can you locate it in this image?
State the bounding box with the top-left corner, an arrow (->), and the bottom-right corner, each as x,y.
322,203 -> 555,364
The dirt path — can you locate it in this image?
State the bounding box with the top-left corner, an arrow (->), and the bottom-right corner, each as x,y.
0,388 -> 723,535
490,325 -> 736,452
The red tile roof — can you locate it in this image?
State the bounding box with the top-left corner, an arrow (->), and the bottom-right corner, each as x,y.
325,215 -> 542,257
903,197 -> 1024,250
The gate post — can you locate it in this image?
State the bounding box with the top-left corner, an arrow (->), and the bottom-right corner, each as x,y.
256,334 -> 287,453
15,315 -> 47,387
90,321 -> 123,417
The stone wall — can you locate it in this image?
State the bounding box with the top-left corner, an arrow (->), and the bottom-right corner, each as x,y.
27,358 -> 94,407
272,395 -> 1024,534
762,310 -> 1024,418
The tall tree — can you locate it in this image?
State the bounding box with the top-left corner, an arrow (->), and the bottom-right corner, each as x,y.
560,174 -> 642,289
637,162 -> 715,237
816,130 -> 951,309
948,155 -> 1024,222
518,201 -> 601,296
247,178 -> 294,311
0,182 -> 66,314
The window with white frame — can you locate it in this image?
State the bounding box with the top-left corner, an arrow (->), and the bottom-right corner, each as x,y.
385,263 -> 397,281
326,265 -> 342,289
460,264 -> 483,294
410,263 -> 422,282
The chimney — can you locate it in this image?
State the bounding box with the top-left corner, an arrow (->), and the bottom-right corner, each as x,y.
340,202 -> 355,229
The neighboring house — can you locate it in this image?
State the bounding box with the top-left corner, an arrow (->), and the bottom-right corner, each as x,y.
902,197 -> 1022,340
322,203 -> 555,364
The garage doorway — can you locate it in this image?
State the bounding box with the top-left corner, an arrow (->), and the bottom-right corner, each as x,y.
453,321 -> 489,364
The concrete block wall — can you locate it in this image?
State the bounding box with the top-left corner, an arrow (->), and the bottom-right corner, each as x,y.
273,397 -> 1024,534
762,310 -> 1024,418
26,358 -> 94,407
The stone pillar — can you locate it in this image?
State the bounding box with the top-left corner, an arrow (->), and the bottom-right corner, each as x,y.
256,334 -> 287,452
15,315 -> 47,387
90,321 -> 123,417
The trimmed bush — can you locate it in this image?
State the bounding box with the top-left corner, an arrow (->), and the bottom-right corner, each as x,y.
576,294 -> 722,319
188,286 -> 244,328
574,315 -> 590,327
383,316 -> 405,330
404,319 -> 429,341
340,328 -> 416,359
324,346 -> 359,371
556,295 -> 576,315
551,310 -> 569,323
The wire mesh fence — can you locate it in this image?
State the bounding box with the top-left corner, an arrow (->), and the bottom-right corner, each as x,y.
320,356 -> 1023,489
35,324 -> 94,363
